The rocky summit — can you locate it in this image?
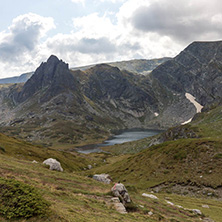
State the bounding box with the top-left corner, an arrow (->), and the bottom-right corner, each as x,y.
0,41 -> 222,147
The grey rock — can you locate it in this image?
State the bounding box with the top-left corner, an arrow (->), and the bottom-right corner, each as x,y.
202,204 -> 210,208
165,200 -> 174,206
43,158 -> 63,172
192,209 -> 202,215
111,197 -> 127,214
142,193 -> 158,199
148,211 -> 153,216
93,173 -> 112,184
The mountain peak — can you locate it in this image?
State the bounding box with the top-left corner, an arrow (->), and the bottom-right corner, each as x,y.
46,55 -> 61,67
47,54 -> 59,62
14,55 -> 75,103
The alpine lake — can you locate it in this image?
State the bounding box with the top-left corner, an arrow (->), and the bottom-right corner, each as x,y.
76,128 -> 162,154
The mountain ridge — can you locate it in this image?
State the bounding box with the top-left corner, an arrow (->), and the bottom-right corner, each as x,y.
0,40 -> 221,147
0,57 -> 171,84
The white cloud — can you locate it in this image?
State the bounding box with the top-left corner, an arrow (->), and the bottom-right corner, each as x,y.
130,0 -> 222,43
98,0 -> 126,3
71,0 -> 85,5
44,6 -> 180,69
73,13 -> 118,39
0,13 -> 55,77
1,0 -> 222,78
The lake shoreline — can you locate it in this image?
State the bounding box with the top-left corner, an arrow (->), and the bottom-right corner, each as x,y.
75,128 -> 163,154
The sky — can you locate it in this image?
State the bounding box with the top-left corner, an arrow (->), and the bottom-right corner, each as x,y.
0,0 -> 222,78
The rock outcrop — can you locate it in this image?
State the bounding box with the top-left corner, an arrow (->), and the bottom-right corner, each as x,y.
111,197 -> 127,214
43,158 -> 63,172
14,55 -> 78,103
93,174 -> 112,184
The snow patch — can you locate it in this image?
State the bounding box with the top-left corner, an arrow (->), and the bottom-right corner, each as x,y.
181,93 -> 203,125
185,93 -> 203,113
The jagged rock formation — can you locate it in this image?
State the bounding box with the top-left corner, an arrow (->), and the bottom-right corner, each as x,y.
0,41 -> 222,146
14,55 -> 78,103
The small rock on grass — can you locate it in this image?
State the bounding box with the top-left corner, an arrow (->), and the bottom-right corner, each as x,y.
202,204 -> 210,208
142,193 -> 158,199
192,209 -> 202,215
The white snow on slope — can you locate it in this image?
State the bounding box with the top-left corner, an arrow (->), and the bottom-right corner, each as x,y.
181,93 -> 203,125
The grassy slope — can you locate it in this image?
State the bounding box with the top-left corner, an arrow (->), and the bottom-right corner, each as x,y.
95,138 -> 222,188
0,132 -> 109,172
0,105 -> 222,221
99,105 -> 222,186
90,105 -> 222,221
0,152 -> 216,222
0,133 -> 215,221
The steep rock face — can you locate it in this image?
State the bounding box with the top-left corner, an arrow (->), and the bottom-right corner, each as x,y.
15,55 -> 78,103
84,64 -> 158,114
151,41 -> 222,105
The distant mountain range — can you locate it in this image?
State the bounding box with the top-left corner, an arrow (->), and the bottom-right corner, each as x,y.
0,72 -> 33,84
71,57 -> 171,75
0,57 -> 170,84
0,41 -> 222,147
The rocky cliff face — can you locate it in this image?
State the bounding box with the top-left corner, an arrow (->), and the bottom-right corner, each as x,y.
151,41 -> 222,105
0,41 -> 222,146
14,55 -> 78,103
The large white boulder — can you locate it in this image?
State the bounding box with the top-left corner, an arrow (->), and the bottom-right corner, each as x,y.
43,158 -> 63,172
93,173 -> 112,184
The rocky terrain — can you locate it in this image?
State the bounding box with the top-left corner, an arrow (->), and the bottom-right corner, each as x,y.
0,40 -> 222,222
0,41 -> 222,147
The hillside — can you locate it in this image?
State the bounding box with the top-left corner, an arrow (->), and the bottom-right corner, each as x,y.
0,41 -> 222,221
0,134 -> 221,221
96,102 -> 222,197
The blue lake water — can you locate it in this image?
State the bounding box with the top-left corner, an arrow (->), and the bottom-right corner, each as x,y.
76,129 -> 162,154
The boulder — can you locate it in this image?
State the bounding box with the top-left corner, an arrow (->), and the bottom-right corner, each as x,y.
148,211 -> 153,216
93,174 -> 112,184
111,197 -> 127,214
142,193 -> 158,199
192,209 -> 202,215
43,158 -> 63,172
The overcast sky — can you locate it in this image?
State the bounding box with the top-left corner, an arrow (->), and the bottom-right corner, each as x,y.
0,0 -> 222,78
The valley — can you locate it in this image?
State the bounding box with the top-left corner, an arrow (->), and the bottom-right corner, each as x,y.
0,40 -> 222,221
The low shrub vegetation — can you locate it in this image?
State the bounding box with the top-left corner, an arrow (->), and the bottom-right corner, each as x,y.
0,177 -> 50,219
